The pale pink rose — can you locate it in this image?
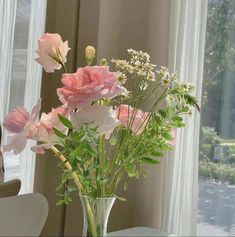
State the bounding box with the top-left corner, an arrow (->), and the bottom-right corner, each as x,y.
3,99 -> 41,154
35,33 -> 70,73
4,134 -> 27,155
30,106 -> 68,154
70,105 -> 120,139
30,125 -> 57,154
57,66 -> 127,109
39,106 -> 68,133
31,144 -> 50,154
3,107 -> 30,133
118,105 -> 149,134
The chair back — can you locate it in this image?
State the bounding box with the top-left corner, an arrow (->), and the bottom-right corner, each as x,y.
0,179 -> 21,197
0,193 -> 48,236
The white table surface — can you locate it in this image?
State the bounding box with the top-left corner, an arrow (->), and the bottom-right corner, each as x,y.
108,227 -> 169,236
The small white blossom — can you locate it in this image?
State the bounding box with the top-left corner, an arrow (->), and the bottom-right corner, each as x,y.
147,72 -> 155,81
156,66 -> 170,79
161,78 -> 171,87
117,72 -> 127,84
127,65 -> 135,74
171,73 -> 177,81
128,49 -> 150,62
112,59 -> 129,70
166,95 -> 175,105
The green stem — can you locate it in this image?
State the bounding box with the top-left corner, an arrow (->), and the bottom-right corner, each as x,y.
85,201 -> 98,237
99,135 -> 106,196
108,88 -> 169,193
50,146 -> 83,192
50,146 -> 98,237
61,63 -> 67,73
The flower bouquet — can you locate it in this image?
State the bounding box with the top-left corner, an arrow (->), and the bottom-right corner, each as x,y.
3,33 -> 199,237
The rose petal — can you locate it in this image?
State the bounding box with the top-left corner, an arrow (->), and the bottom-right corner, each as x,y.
71,105 -> 120,138
4,134 -> 27,155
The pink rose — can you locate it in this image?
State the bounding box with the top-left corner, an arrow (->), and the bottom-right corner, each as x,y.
38,106 -> 68,133
70,105 -> 120,139
3,99 -> 41,154
57,66 -> 127,109
3,107 -> 30,133
35,33 -> 70,73
30,106 -> 68,154
118,105 -> 149,134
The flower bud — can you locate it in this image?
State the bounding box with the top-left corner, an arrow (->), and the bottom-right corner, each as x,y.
85,46 -> 96,65
99,58 -> 108,66
35,33 -> 70,73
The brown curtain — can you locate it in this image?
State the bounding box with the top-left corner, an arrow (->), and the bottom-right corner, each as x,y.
34,0 -> 171,236
34,1 -> 80,236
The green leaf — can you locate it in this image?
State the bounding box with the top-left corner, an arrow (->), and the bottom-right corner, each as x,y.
160,143 -> 174,151
184,95 -> 200,112
55,183 -> 64,192
141,157 -> 159,164
172,120 -> 185,128
98,178 -> 109,184
126,165 -> 138,177
83,169 -> 89,177
53,127 -> 66,138
70,144 -> 85,157
162,132 -> 174,141
110,135 -> 117,146
169,87 -> 178,94
86,143 -> 97,155
56,200 -> 65,206
159,109 -> 167,118
172,115 -> 183,122
58,114 -> 73,129
151,150 -> 164,157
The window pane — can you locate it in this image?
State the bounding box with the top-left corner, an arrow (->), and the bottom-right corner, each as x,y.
198,0 -> 235,236
4,0 -> 31,181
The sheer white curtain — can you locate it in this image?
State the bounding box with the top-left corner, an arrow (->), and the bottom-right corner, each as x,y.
0,0 -> 46,193
0,1 -> 17,134
161,0 -> 208,236
19,0 -> 47,193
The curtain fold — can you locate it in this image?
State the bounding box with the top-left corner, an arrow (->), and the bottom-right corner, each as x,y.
19,0 -> 47,194
0,0 -> 17,145
161,0 -> 208,236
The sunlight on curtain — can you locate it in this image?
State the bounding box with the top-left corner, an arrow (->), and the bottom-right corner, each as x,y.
161,0 -> 208,236
0,0 -> 18,182
0,0 -> 17,139
1,0 -> 47,193
19,0 -> 47,193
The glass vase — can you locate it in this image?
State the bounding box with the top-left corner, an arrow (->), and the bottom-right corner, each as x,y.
79,195 -> 116,237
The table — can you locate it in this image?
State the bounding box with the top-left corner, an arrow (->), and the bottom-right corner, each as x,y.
108,227 -> 170,236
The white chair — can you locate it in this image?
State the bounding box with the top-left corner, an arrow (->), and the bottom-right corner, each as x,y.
0,179 -> 21,198
0,193 -> 48,236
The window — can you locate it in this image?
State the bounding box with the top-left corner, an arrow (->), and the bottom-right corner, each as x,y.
198,0 -> 235,236
2,0 -> 46,193
4,0 -> 31,181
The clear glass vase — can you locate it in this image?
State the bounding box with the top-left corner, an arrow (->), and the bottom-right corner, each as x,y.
79,195 -> 116,237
